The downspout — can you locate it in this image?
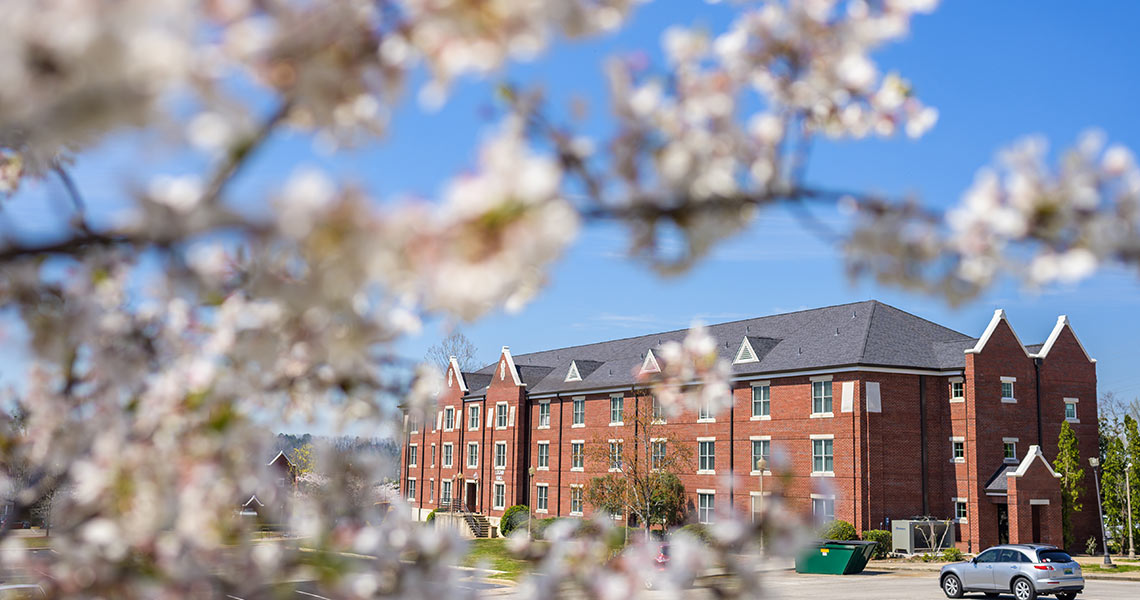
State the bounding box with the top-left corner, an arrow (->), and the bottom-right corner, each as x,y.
556,393 -> 564,517
1034,358 -> 1044,448
919,375 -> 929,516
729,385 -> 735,512
458,403 -> 466,507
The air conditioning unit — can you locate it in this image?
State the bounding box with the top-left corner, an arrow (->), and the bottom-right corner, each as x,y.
891,519 -> 956,555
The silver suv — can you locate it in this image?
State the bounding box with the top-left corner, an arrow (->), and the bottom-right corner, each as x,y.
939,544 -> 1083,600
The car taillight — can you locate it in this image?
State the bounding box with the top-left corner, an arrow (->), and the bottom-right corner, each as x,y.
1033,565 -> 1054,570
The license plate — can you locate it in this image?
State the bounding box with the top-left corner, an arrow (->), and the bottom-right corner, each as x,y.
1064,568 -> 1073,574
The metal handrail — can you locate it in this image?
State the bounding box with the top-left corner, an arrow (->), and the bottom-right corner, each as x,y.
448,498 -> 486,537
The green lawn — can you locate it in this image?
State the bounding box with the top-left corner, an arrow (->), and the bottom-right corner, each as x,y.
20,536 -> 52,548
1082,563 -> 1140,574
461,538 -> 530,581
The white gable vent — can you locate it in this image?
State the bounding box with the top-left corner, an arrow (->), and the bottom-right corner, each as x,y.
640,349 -> 661,374
734,338 -> 759,364
565,361 -> 582,382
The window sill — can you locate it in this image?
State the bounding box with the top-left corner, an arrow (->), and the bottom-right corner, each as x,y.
570,511 -> 583,517
536,509 -> 548,514
749,470 -> 772,476
697,470 -> 716,475
1003,458 -> 1018,464
956,518 -> 968,524
1065,418 -> 1080,424
608,468 -> 622,473
1001,398 -> 1017,404
810,412 -> 834,419
495,426 -> 508,430
570,467 -> 583,472
537,426 -> 550,430
949,398 -> 965,404
750,415 -> 771,421
951,458 -> 965,464
537,466 -> 549,471
571,423 -> 585,428
697,418 -> 716,424
810,471 -> 835,477
609,422 -> 624,427
651,419 -> 667,425
493,506 -> 505,511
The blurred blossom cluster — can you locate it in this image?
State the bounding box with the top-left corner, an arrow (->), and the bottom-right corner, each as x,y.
0,0 -> 1136,597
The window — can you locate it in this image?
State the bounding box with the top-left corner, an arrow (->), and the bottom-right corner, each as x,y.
652,440 -> 666,470
573,397 -> 585,426
752,384 -> 770,418
698,440 -> 715,473
950,381 -> 964,402
751,439 -> 770,473
1003,439 -> 1017,463
428,480 -> 434,502
468,405 -> 480,430
408,445 -> 417,467
812,380 -> 833,415
610,395 -> 624,424
493,483 -> 505,509
496,403 -> 509,428
1064,398 -> 1079,422
467,442 -> 479,468
652,396 -> 665,421
698,398 -> 714,421
951,439 -> 965,462
441,480 -> 452,504
406,478 -> 416,500
1001,378 -> 1016,402
444,407 -> 455,430
954,499 -> 968,522
495,442 -> 507,469
609,441 -> 623,470
537,442 -> 549,469
811,438 -> 834,474
409,414 -> 420,432
431,444 -> 436,466
538,402 -> 551,428
811,496 -> 835,522
443,443 -> 453,468
571,442 -> 584,470
536,485 -> 549,512
698,492 -> 715,524
570,487 -> 583,514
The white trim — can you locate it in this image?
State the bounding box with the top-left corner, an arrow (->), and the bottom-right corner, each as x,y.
641,350 -> 661,374
749,435 -> 772,440
865,381 -> 881,413
1001,398 -> 1018,404
1003,437 -> 1020,442
565,361 -> 582,382
949,376 -> 964,384
949,399 -> 966,404
535,483 -> 550,513
443,405 -> 456,431
809,374 -> 833,382
499,346 -> 525,387
449,356 -> 469,392
697,436 -> 716,441
1000,376 -> 1017,383
749,491 -> 773,497
1034,315 -> 1096,363
810,471 -> 835,477
734,338 -> 760,364
750,380 -> 771,387
750,415 -> 772,421
949,436 -> 965,441
809,412 -> 834,419
494,401 -> 509,429
810,493 -> 836,500
810,434 -> 835,440
1029,499 -> 1051,506
696,489 -> 716,494
966,309 -> 1031,357
1064,397 -> 1080,423
1009,445 -> 1062,479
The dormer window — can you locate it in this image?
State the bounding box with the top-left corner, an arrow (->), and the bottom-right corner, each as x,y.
566,361 -> 582,382
641,350 -> 660,374
734,338 -> 759,364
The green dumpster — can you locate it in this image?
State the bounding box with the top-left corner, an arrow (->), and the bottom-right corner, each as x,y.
795,540 -> 878,574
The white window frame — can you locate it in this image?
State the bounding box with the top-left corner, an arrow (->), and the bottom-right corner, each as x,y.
1002,437 -> 1018,464
609,394 -> 624,426
749,491 -> 772,523
570,440 -> 584,471
442,443 -> 454,468
406,477 -> 416,500
697,438 -> 716,474
608,439 -> 623,472
537,441 -> 550,470
1001,376 -> 1017,403
535,483 -> 549,513
750,436 -> 771,475
949,377 -> 965,403
430,444 -> 436,467
751,382 -> 771,420
811,376 -> 834,417
697,398 -> 715,423
493,482 -> 506,510
953,497 -> 968,523
811,494 -> 835,522
651,438 -> 666,470
441,480 -> 452,504
443,406 -> 455,431
697,490 -> 715,524
651,396 -> 666,423
572,396 -> 585,427
408,444 -> 418,467
428,479 -> 434,502
494,441 -> 507,469
950,436 -> 965,463
1064,398 -> 1080,423
496,402 -> 509,429
467,442 -> 479,469
409,414 -> 420,433
810,434 -> 834,476
538,400 -> 551,429
570,485 -> 584,516
468,405 -> 480,430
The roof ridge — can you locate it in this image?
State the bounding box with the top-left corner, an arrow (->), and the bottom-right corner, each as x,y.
874,301 -> 972,339
495,300 -> 877,365
857,300 -> 879,364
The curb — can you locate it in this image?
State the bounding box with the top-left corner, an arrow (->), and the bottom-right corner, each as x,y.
869,562 -> 1140,582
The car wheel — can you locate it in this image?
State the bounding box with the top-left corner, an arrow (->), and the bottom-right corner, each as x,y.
1012,577 -> 1037,600
941,574 -> 964,599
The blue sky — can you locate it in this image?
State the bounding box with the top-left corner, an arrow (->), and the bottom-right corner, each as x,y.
4,2 -> 1140,414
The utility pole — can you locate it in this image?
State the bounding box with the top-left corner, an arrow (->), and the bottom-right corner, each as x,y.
1127,461 -> 1135,560
1089,457 -> 1115,568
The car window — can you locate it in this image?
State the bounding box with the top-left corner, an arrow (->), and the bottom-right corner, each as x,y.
996,549 -> 1017,563
975,549 -> 1000,563
1039,550 -> 1073,563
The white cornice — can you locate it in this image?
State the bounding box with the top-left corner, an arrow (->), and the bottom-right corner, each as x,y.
965,308 -> 1030,357
1033,315 -> 1096,363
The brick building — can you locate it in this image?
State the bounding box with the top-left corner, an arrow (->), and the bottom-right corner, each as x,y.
400,301 -> 1099,552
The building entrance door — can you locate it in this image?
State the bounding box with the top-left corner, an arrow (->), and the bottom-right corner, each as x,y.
997,505 -> 1009,544
1031,505 -> 1042,542
466,482 -> 477,510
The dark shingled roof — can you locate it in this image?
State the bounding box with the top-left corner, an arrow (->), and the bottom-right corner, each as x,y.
460,300 -> 1031,398
985,464 -> 1017,494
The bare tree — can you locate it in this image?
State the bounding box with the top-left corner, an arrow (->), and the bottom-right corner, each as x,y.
425,332 -> 480,372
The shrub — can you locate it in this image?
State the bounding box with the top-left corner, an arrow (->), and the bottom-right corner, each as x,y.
425,508 -> 439,524
820,520 -> 858,541
942,547 -> 964,562
532,517 -> 559,539
1085,536 -> 1098,556
674,523 -> 713,544
862,529 -> 892,559
500,505 -> 529,536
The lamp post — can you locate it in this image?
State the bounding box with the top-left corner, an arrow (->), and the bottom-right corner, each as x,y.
1127,461 -> 1135,560
528,466 -> 535,539
756,458 -> 768,555
1089,457 -> 1115,568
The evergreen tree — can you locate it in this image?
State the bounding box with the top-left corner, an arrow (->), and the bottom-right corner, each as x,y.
1125,416 -> 1140,553
1054,421 -> 1085,549
1101,432 -> 1127,553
